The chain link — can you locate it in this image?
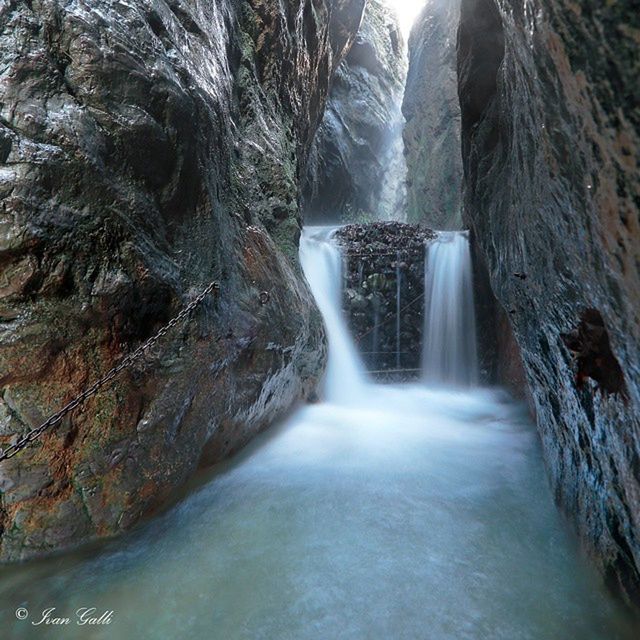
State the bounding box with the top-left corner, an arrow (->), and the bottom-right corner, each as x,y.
0,281 -> 220,463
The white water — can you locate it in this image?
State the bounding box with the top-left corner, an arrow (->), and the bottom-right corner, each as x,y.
395,251 -> 402,369
0,227 -> 634,639
423,231 -> 479,386
299,226 -> 368,403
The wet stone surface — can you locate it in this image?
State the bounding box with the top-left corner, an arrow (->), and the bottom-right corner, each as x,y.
458,0 -> 640,605
0,0 -> 364,560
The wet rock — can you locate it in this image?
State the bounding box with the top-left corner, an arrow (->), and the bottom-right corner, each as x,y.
334,222 -> 435,378
0,463 -> 52,506
0,0 -> 365,560
458,0 -> 640,605
470,240 -> 531,395
403,0 -> 463,229
0,399 -> 12,436
562,309 -> 627,396
303,0 -> 407,223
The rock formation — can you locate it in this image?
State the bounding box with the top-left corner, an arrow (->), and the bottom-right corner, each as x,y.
458,0 -> 640,604
403,0 -> 462,229
0,0 -> 364,560
303,0 -> 406,223
335,222 -> 435,377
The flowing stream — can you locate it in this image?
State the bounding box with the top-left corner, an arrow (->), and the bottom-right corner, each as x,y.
0,227 -> 634,639
423,231 -> 478,386
299,227 -> 368,402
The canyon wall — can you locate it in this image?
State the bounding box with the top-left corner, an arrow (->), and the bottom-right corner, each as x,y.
303,0 -> 406,223
458,0 -> 640,604
403,0 -> 462,229
0,0 -> 364,560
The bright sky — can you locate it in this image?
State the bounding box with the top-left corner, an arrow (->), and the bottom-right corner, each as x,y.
386,0 -> 428,39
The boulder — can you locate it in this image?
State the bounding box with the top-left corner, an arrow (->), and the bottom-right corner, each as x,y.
334,222 -> 435,377
0,0 -> 364,560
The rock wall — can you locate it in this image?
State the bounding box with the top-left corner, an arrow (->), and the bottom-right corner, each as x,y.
403,0 -> 462,229
335,222 -> 434,377
0,0 -> 364,560
471,239 -> 531,396
303,0 -> 406,223
458,0 -> 640,604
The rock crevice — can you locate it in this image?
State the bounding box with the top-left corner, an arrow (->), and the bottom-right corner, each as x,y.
303,0 -> 406,223
403,0 -> 464,229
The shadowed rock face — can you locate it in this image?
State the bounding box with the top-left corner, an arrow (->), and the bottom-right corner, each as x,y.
458,0 -> 640,604
303,0 -> 406,223
0,0 -> 364,560
403,0 -> 462,229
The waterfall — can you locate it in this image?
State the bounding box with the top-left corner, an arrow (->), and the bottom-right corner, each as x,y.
378,115 -> 408,221
422,231 -> 478,386
372,293 -> 380,371
299,227 -> 368,403
395,251 -> 402,370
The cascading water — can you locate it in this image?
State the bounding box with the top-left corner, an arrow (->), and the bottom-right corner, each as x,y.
299,227 -> 368,403
422,231 -> 479,386
372,293 -> 380,371
395,251 -> 402,370
0,226 -> 633,639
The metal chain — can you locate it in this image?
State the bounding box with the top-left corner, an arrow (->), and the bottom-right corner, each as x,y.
0,281 -> 220,463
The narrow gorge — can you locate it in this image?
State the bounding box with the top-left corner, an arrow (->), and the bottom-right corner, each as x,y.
0,0 -> 638,637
